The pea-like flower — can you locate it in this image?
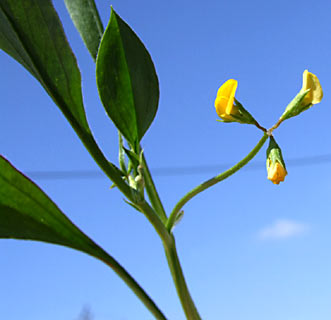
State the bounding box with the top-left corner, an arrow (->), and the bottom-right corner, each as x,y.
266,136 -> 287,185
214,79 -> 257,125
277,70 -> 323,126
214,79 -> 239,122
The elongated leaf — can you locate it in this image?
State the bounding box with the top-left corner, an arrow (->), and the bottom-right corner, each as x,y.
0,0 -> 132,196
0,155 -> 168,320
0,156 -> 103,256
0,0 -> 89,133
96,9 -> 159,147
64,0 -> 103,61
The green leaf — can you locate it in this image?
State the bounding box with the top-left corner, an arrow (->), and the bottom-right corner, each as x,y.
0,0 -> 134,199
64,0 -> 103,61
0,155 -> 168,320
0,0 -> 89,133
96,8 -> 159,147
0,156 -> 105,257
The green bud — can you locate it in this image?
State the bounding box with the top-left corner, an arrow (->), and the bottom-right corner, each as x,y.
266,136 -> 287,185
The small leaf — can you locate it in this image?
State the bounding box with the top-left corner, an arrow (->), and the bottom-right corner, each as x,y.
0,0 -> 89,133
64,0 -> 103,61
0,156 -> 105,257
96,9 -> 159,147
172,210 -> 184,231
123,147 -> 140,165
123,199 -> 142,213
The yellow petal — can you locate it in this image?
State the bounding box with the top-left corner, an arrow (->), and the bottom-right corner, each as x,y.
267,161 -> 287,185
215,79 -> 238,118
302,70 -> 323,105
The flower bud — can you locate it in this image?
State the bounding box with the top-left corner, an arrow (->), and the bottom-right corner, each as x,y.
214,79 -> 257,125
266,136 -> 287,184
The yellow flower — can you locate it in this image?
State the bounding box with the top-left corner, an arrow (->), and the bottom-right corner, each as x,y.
214,79 -> 257,125
214,79 -> 239,121
301,69 -> 323,106
267,160 -> 287,185
276,70 -> 323,126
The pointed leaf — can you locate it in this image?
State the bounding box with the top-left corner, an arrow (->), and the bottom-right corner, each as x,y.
0,156 -> 104,256
0,0 -> 89,133
0,156 -> 168,320
0,0 -> 133,196
64,0 -> 103,61
96,9 -> 159,146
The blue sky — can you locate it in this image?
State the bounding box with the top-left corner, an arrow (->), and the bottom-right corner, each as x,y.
1,0 -> 331,319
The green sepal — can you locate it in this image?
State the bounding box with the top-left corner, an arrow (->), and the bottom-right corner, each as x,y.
279,89 -> 311,123
234,99 -> 257,124
266,136 -> 286,169
217,99 -> 257,125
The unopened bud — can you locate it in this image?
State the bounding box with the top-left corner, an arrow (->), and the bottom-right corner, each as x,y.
266,136 -> 287,185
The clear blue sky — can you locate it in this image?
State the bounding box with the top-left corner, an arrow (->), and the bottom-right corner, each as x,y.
1,0 -> 331,319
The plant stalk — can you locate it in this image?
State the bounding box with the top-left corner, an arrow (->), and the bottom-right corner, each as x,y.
73,124 -> 171,318
166,133 -> 268,231
141,154 -> 201,319
136,201 -> 172,244
141,152 -> 168,223
163,235 -> 202,320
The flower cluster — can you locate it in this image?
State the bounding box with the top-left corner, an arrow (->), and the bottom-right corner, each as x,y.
214,70 -> 323,184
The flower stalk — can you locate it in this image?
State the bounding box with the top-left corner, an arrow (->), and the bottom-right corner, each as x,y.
167,133 -> 269,232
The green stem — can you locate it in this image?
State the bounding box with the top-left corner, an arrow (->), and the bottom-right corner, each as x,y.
163,236 -> 201,320
69,122 -> 170,318
166,133 -> 268,231
136,201 -> 202,319
70,91 -> 199,319
141,152 -> 168,223
136,201 -> 172,245
86,129 -> 202,319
